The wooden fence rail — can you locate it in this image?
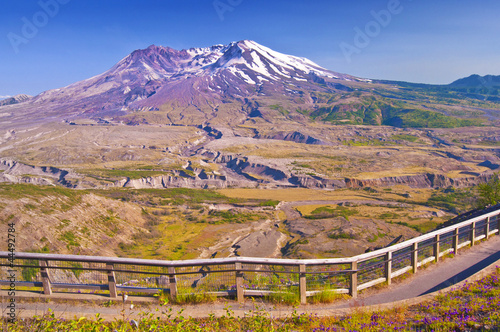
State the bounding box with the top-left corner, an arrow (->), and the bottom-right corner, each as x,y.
1,207 -> 499,304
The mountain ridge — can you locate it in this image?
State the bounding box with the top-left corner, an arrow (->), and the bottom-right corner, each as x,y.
0,94 -> 32,106
0,40 -> 367,126
1,40 -> 499,130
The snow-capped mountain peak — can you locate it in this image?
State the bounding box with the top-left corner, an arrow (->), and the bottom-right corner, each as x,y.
19,40 -> 362,124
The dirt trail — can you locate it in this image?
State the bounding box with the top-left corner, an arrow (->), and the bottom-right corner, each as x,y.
199,199 -> 412,259
198,219 -> 276,259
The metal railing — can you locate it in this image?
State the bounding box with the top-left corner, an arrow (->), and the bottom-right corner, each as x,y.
1,207 -> 499,304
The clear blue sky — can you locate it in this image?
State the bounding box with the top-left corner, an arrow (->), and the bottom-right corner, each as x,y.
1,0 -> 499,97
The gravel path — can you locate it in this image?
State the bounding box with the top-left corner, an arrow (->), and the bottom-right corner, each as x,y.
327,233 -> 500,309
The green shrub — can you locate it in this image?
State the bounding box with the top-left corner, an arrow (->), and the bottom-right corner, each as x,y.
328,231 -> 356,240
258,200 -> 280,207
305,205 -> 358,220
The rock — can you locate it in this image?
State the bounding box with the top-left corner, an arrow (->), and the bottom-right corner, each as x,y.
257,131 -> 327,145
232,230 -> 283,257
345,172 -> 493,189
416,210 -> 446,218
130,320 -> 139,329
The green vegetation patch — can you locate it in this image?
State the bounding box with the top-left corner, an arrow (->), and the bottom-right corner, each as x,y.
0,183 -> 84,201
382,108 -> 482,128
80,168 -> 168,180
478,173 -> 500,207
391,134 -> 420,142
328,231 -> 357,240
21,259 -> 39,282
311,101 -> 382,126
426,188 -> 476,213
269,104 -> 290,116
69,262 -> 84,279
309,94 -> 483,128
258,200 -> 280,207
204,210 -> 262,224
304,205 -> 358,220
58,231 -> 80,249
99,188 -> 240,207
390,221 -> 439,234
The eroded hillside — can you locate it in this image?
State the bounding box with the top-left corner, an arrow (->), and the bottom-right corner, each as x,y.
0,184 -> 479,260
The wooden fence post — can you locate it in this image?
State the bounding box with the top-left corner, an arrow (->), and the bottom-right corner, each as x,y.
168,266 -> 177,301
299,264 -> 307,305
106,263 -> 118,298
485,217 -> 491,239
470,222 -> 476,246
39,260 -> 52,295
235,262 -> 244,303
411,242 -> 418,273
385,252 -> 392,285
453,228 -> 459,254
350,261 -> 357,299
433,234 -> 440,262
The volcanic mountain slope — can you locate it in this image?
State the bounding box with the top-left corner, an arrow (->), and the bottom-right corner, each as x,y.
2,40 -> 500,130
0,40 -> 380,129
450,74 -> 500,89
0,94 -> 31,106
1,40 -> 500,192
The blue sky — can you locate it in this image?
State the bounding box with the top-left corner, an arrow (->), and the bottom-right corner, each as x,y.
1,0 -> 500,97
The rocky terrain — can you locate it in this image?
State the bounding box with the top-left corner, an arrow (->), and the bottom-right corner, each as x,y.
0,41 -> 498,260
0,40 -> 499,193
0,123 -> 498,191
0,186 -> 148,256
0,94 -> 31,107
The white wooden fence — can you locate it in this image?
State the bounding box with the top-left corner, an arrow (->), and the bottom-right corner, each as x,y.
1,206 -> 499,304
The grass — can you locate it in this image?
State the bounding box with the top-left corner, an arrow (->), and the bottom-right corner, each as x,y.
100,187 -> 236,204
80,168 -> 169,180
118,203 -> 271,260
391,134 -> 420,142
174,289 -> 218,304
119,218 -> 208,260
258,200 -> 280,207
328,231 -> 357,240
303,205 -> 358,220
218,188 -> 375,202
426,188 -> 476,213
262,287 -> 301,306
354,166 -> 431,180
203,210 -> 263,224
0,183 -> 84,202
58,231 -> 80,249
309,290 -> 350,304
406,221 -> 438,233
20,259 -> 39,282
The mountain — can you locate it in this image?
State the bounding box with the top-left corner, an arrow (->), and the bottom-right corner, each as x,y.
0,40 -> 499,203
449,74 -> 500,89
1,40 -> 499,130
0,40 -> 373,128
0,94 -> 31,106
